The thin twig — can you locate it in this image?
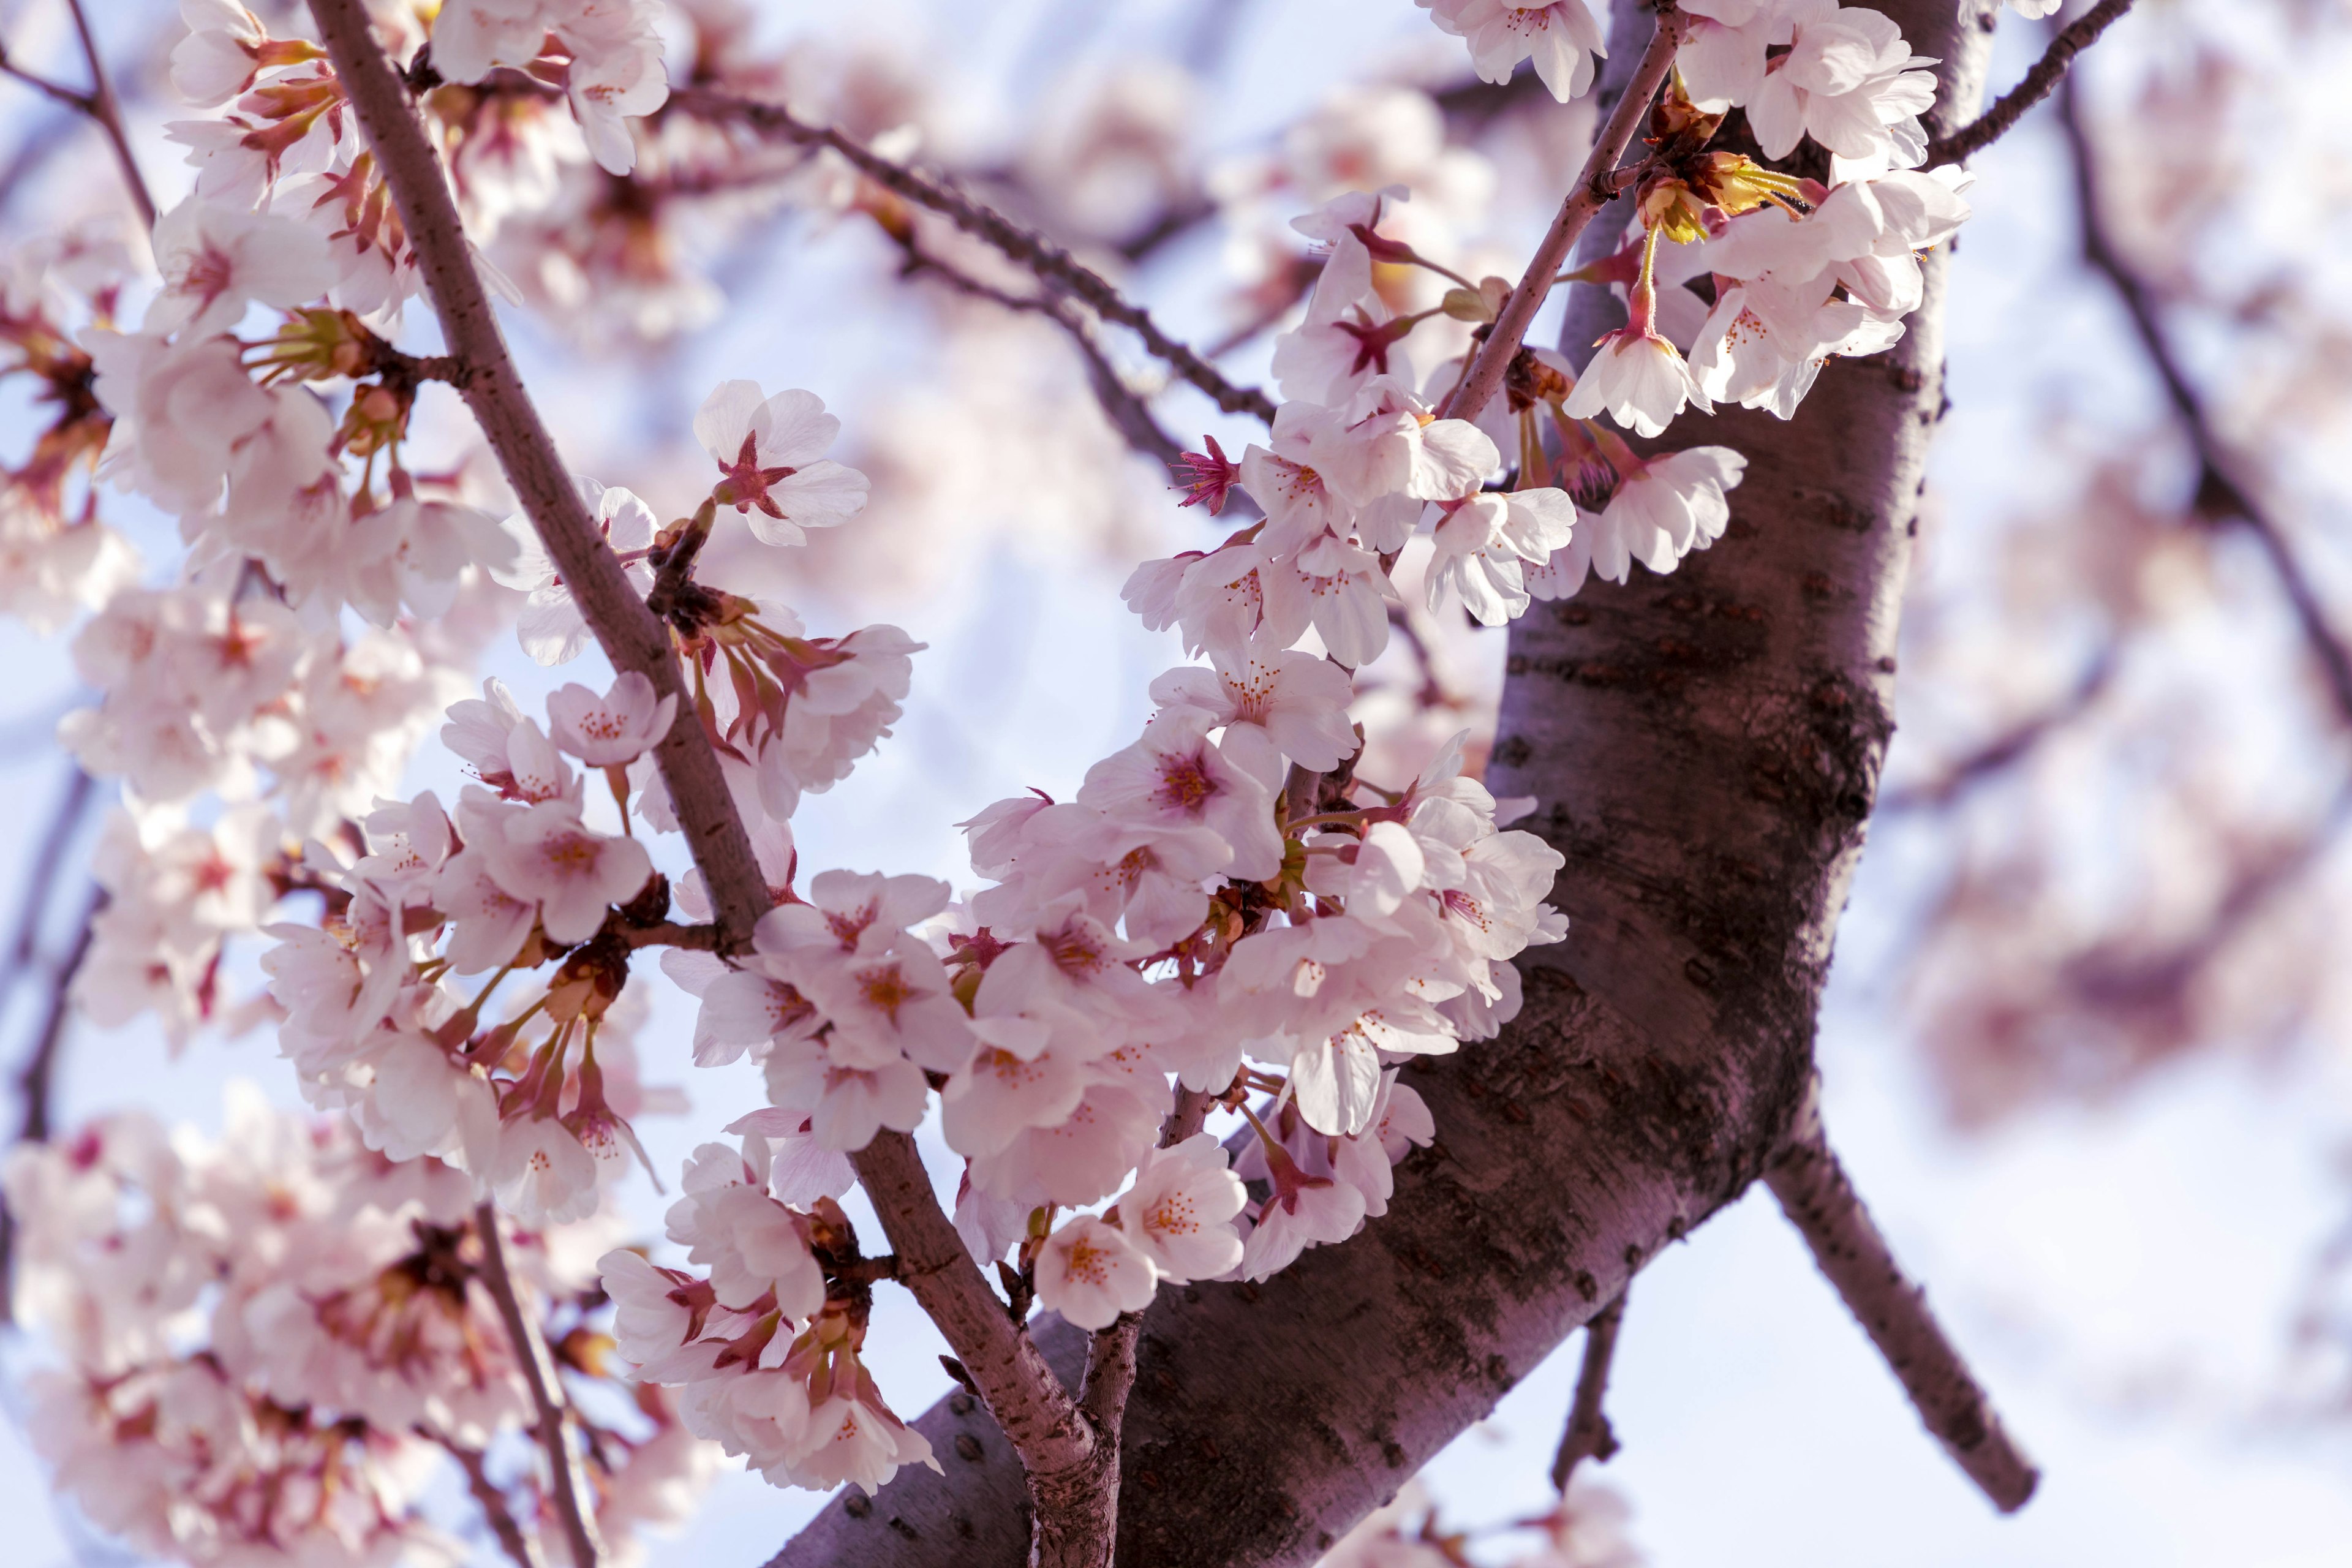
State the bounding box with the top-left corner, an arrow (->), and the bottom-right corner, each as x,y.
1879,647 -> 2117,813
668,85 -> 1276,425
1764,1077 -> 2038,1513
27,0 -> 159,228
1926,0 -> 2136,168
893,232 -> 1185,468
0,886 -> 101,1322
1434,7 -> 1687,424
472,1201 -> 602,1568
2059,77 -> 2352,729
0,766 -> 96,1011
1548,1288 -> 1626,1493
427,1428 -> 549,1568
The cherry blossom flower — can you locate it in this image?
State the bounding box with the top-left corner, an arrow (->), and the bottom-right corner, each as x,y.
1035,1214 -> 1158,1330
693,380 -> 872,546
1148,631 -> 1360,782
548,670 -> 679,765
1118,1134 -> 1248,1283
1419,0 -> 1607,104
1562,324 -> 1711,439
86,331 -> 272,513
1426,488 -> 1577,626
1300,375 -> 1500,509
1271,231 -> 1413,407
146,198 -> 334,339
1747,4 -> 1939,178
1239,1129 -> 1368,1281
481,799 -> 653,944
1283,538 -> 1393,666
1079,707 -> 1286,882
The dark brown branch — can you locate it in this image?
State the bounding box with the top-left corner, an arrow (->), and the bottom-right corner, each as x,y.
473,1201 -> 602,1568
668,85 -> 1276,425
1547,1288 -> 1626,1492
2059,77 -> 2352,729
427,1428 -> 548,1568
1879,646 -> 2117,813
1763,1080 -> 2038,1513
1926,0 -> 2135,168
1434,7 -> 1686,423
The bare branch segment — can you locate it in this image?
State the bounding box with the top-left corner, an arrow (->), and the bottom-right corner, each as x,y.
666,85 -> 1277,425
1548,1287 -> 1626,1492
1926,0 -> 2136,168
473,1201 -> 603,1568
2059,76 -> 2352,731
1764,1079 -> 2038,1513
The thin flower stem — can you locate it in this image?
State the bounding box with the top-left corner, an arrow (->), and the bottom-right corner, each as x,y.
472,1200 -> 603,1568
1434,7 -> 1688,424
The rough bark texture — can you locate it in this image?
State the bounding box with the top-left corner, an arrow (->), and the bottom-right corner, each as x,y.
769,4 -> 1996,1565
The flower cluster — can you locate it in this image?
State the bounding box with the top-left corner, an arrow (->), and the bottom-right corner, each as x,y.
5,1087 -> 711,1567
598,1137 -> 938,1494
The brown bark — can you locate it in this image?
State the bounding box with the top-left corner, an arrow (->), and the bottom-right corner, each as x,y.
767,2 -> 1999,1563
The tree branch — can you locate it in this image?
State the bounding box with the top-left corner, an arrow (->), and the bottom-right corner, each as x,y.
667,85 -> 1276,425
473,1200 -> 602,1568
0,883 -> 99,1323
61,0 -> 154,226
305,8 -> 1106,1555
1763,1079 -> 2038,1513
307,0 -> 771,953
1547,1288 -> 1626,1492
2058,76 -> 2352,731
1925,0 -> 2135,168
427,1428 -> 549,1568
892,231 -> 1186,469
1433,6 -> 1687,424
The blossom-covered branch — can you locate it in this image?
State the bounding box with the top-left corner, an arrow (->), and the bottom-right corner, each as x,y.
668,85 -> 1280,424
306,0 -> 774,951
1434,4 -> 1687,425
306,0 -> 1114,1544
